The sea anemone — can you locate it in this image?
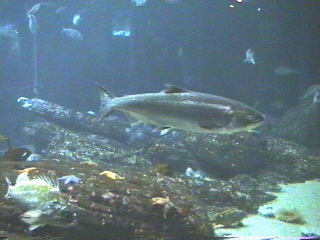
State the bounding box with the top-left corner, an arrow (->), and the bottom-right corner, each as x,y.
276,208 -> 305,224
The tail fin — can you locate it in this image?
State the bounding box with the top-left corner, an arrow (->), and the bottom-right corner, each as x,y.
21,210 -> 46,230
95,83 -> 115,121
4,177 -> 12,199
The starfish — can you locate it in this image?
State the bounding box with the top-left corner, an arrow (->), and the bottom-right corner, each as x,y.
100,171 -> 125,180
58,175 -> 82,184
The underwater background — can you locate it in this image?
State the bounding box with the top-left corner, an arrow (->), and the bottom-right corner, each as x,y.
0,0 -> 320,239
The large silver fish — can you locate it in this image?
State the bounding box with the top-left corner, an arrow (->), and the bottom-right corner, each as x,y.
97,84 -> 264,135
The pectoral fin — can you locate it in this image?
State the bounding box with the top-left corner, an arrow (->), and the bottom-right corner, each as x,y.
153,126 -> 173,135
29,224 -> 42,231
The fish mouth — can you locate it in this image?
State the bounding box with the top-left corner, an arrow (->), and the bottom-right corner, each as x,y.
253,119 -> 264,124
246,116 -> 265,131
253,114 -> 265,124
250,120 -> 264,129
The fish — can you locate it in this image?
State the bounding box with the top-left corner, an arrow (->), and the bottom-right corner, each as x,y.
56,6 -> 67,14
5,173 -> 75,230
151,197 -> 176,219
212,209 -> 246,227
301,85 -> 320,103
73,14 -> 82,25
97,83 -> 265,135
244,49 -> 255,64
0,24 -> 18,38
274,66 -> 299,76
61,27 -> 83,40
4,147 -> 32,161
185,167 -> 205,179
132,0 -> 148,6
28,14 -> 39,34
73,10 -> 86,25
79,160 -> 99,166
27,2 -> 56,15
313,92 -> 320,104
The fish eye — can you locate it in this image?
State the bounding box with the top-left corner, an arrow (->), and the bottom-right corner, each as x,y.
247,115 -> 254,120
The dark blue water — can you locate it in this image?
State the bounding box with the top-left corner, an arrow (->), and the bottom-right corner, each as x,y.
1,0 -> 319,146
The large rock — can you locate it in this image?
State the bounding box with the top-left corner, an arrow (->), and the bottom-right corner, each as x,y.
147,132 -> 268,178
264,137 -> 320,181
273,85 -> 320,149
17,97 -> 129,143
23,121 -> 150,167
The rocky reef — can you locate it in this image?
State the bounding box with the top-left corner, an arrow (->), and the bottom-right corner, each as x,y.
272,85 -> 320,149
0,158 -> 213,240
0,96 -> 319,239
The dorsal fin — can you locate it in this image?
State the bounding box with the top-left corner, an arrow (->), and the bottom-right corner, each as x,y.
162,84 -> 190,94
33,175 -> 59,190
95,82 -> 115,99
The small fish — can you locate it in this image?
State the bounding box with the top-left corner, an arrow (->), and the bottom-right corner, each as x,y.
79,160 -> 99,166
97,83 -> 264,135
5,173 -> 74,230
27,2 -> 56,15
28,14 -> 39,34
73,9 -> 86,25
258,205 -> 275,218
212,209 -> 246,227
17,97 -> 33,108
56,6 -> 67,14
244,49 -> 255,64
185,167 -> 205,179
301,85 -> 320,101
151,197 -> 175,219
0,24 -> 19,38
313,92 -> 320,105
61,27 -> 83,40
87,111 -> 96,116
4,147 -> 32,161
73,14 -> 82,25
132,0 -> 148,6
274,66 -> 299,76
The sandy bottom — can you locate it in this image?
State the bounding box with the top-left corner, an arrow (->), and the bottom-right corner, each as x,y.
215,180 -> 320,238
